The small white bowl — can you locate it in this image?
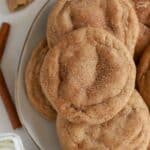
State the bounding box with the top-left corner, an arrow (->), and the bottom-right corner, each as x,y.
0,133 -> 25,150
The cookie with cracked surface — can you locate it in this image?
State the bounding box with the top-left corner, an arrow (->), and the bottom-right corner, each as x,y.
137,44 -> 150,107
131,0 -> 150,27
25,38 -> 56,121
47,0 -> 139,55
130,0 -> 150,62
40,27 -> 136,124
134,24 -> 150,63
57,91 -> 150,150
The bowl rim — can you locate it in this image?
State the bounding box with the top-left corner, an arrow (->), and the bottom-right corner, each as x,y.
0,133 -> 25,150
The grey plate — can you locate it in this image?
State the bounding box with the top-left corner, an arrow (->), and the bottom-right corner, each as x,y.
15,1 -> 60,150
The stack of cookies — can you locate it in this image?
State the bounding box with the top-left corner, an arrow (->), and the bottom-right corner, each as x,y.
25,0 -> 150,149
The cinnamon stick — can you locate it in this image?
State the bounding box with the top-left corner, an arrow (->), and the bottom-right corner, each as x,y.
0,23 -> 10,61
0,70 -> 22,129
0,23 -> 22,129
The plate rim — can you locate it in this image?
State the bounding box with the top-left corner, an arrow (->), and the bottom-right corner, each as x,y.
14,1 -> 50,150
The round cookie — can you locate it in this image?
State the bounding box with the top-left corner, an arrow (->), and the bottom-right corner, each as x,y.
131,0 -> 150,62
47,0 -> 139,54
134,24 -> 150,63
131,0 -> 150,27
25,38 -> 56,121
57,91 -> 150,150
40,27 -> 136,124
137,44 -> 150,107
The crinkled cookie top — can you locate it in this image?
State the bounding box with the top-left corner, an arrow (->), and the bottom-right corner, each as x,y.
57,91 -> 150,150
40,27 -> 136,124
137,44 -> 150,107
47,0 -> 139,54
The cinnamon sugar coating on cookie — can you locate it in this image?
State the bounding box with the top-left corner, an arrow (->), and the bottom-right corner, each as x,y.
137,45 -> 150,107
134,24 -> 150,62
40,27 -> 136,124
57,91 -> 150,150
25,38 -> 56,121
47,0 -> 139,54
132,0 -> 150,27
131,0 -> 150,62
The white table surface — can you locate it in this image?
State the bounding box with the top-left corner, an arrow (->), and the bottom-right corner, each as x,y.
0,0 -> 49,149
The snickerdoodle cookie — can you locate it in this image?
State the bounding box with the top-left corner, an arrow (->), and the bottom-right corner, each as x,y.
134,24 -> 150,62
137,44 -> 150,107
57,91 -> 150,150
131,0 -> 150,27
40,27 -> 136,124
47,0 -> 139,54
131,0 -> 150,62
25,38 -> 56,121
